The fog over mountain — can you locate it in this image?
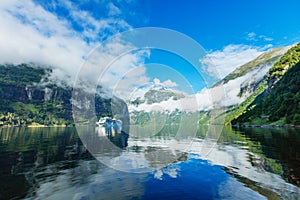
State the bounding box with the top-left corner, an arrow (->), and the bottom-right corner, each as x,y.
129,45 -> 292,113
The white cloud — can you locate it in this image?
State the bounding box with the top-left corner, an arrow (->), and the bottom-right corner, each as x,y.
60,0 -> 129,41
0,0 -> 86,78
110,60 -> 151,99
129,73 -> 251,112
247,32 -> 257,41
153,78 -> 160,85
197,45 -> 291,109
0,0 -> 149,95
153,78 -> 178,87
74,38 -> 150,98
259,35 -> 273,41
246,31 -> 273,42
107,2 -> 122,16
163,79 -> 177,87
200,44 -> 265,78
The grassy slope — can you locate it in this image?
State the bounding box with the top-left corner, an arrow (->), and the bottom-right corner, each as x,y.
231,43 -> 300,125
221,47 -> 290,124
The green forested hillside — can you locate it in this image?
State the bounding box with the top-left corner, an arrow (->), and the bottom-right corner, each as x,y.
222,46 -> 291,124
224,81 -> 267,124
231,43 -> 300,125
0,64 -> 114,127
0,63 -> 48,86
0,64 -> 73,126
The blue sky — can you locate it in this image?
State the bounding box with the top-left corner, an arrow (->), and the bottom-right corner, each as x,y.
1,0 -> 300,95
37,0 -> 300,48
146,0 -> 300,49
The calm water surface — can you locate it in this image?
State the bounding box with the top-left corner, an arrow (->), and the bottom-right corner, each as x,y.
0,126 -> 300,199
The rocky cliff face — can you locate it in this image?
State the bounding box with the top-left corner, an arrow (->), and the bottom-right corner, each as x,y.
0,63 -> 128,127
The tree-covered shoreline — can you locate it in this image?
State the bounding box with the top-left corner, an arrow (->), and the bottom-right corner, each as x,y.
0,64 -> 118,127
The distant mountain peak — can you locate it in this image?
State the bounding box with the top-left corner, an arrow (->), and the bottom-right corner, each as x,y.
128,84 -> 186,107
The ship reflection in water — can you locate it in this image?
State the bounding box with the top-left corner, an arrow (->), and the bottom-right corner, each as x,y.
0,126 -> 299,199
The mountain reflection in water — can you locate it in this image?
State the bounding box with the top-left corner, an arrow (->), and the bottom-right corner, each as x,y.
0,126 -> 299,199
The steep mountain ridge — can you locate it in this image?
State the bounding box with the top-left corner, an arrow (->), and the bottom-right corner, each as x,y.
213,45 -> 295,124
214,46 -> 291,87
231,43 -> 300,125
214,46 -> 291,100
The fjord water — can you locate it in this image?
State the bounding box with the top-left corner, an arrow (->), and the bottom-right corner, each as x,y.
0,126 -> 300,199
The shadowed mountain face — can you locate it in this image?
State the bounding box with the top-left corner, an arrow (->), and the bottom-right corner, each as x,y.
0,63 -> 128,127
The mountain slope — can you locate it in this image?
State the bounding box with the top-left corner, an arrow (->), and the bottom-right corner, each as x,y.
216,46 -> 291,100
231,43 -> 300,125
129,86 -> 185,105
0,63 -> 127,127
212,45 -> 293,124
128,45 -> 293,126
143,87 -> 185,104
128,85 -> 187,112
214,46 -> 291,88
200,46 -> 291,125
